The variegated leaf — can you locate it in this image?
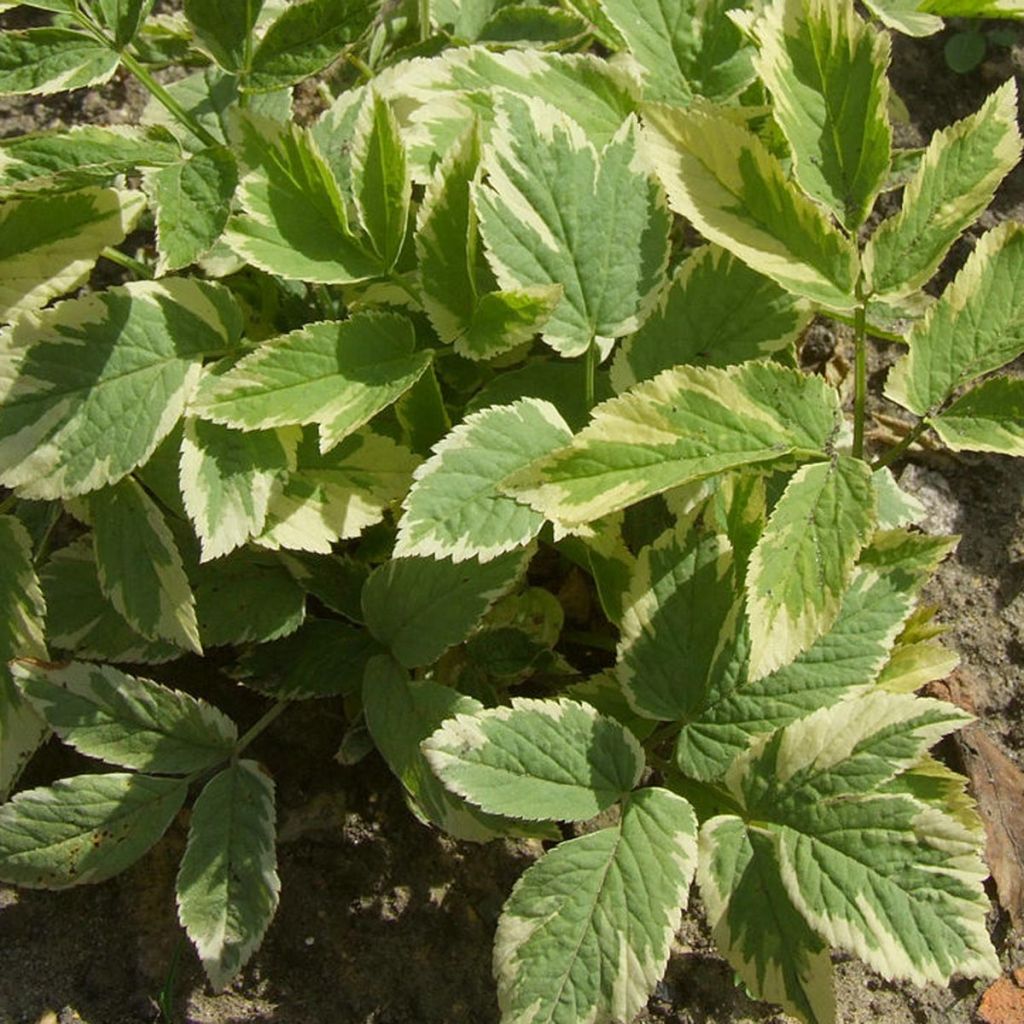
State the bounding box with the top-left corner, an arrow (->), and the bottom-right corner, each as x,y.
41,538 -> 183,664
424,697 -> 645,821
180,418 -> 299,562
676,565 -> 917,781
746,456 -> 876,680
599,0 -> 756,104
611,244 -> 810,393
257,428 -> 418,553
865,80 -> 1021,299
0,187 -> 145,323
372,47 -> 640,180
494,787 -> 697,1024
0,773 -> 187,888
0,514 -> 48,797
224,117 -> 381,283
0,125 -> 178,198
474,95 -> 670,358
932,375 -> 1024,455
89,476 -> 201,654
0,279 -> 241,499
190,314 -> 431,451
395,398 -> 572,563
13,660 -> 236,774
642,102 -> 859,310
699,815 -> 836,1024
725,691 -> 998,987
176,761 -> 279,991
885,222 -> 1024,416
505,361 -> 839,528
752,0 -> 891,231
0,28 -> 120,96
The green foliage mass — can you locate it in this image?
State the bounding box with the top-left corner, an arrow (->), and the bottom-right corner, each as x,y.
0,0 -> 1021,1020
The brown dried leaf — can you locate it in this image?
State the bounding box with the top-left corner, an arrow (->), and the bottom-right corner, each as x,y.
925,671 -> 1024,930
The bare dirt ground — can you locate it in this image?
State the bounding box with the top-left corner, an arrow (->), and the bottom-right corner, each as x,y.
0,15 -> 1022,1024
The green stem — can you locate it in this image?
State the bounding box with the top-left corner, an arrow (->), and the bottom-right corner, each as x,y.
418,0 -> 431,41
120,50 -> 221,149
851,282 -> 869,460
872,418 -> 932,470
157,933 -> 186,1024
234,700 -> 291,757
102,246 -> 153,279
584,339 -> 597,412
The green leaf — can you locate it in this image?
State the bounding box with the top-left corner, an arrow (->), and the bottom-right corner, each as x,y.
351,91 -> 411,271
41,538 -> 183,664
0,28 -> 120,96
0,673 -> 46,802
0,125 -> 179,198
610,244 -> 811,393
0,514 -> 48,798
362,549 -> 528,668
861,0 -> 943,37
395,398 -> 572,562
865,80 -> 1021,300
725,692 -> 998,986
89,476 -> 201,655
180,418 -> 299,563
142,67 -> 292,153
13,660 -> 236,774
0,186 -> 145,324
362,656 -> 544,841
144,147 -> 238,274
280,552 -> 367,622
184,0 -> 264,73
176,760 -> 279,991
676,564 -> 918,781
618,523 -> 738,721
0,773 -> 187,888
931,376 -> 1024,454
699,816 -> 836,1024
885,222 -> 1024,415
224,118 -> 381,284
944,29 -> 987,73
506,361 -> 839,528
474,95 -> 670,358
0,278 -> 242,500
234,619 -> 381,699
257,428 -> 418,552
193,548 -> 305,647
643,102 -> 859,310
494,786 -> 697,1024
91,0 -> 155,47
600,0 -> 756,104
424,697 -> 645,821
246,0 -> 372,92
752,0 -> 891,231
746,456 -> 876,680
191,314 -> 431,449
477,4 -> 586,45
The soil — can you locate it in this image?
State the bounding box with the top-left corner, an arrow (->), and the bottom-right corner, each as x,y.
1,13 -> 1023,1024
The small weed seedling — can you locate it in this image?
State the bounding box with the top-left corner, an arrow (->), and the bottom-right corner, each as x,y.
0,1 -> 1022,1022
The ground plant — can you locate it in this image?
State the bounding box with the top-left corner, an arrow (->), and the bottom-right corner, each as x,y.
0,1 -> 1022,1022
